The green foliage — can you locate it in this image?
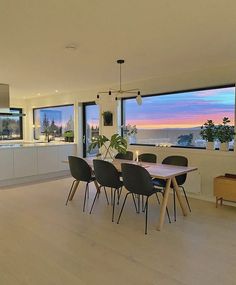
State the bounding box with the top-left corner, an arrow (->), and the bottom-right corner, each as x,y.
200,120 -> 216,142
109,134 -> 127,153
177,133 -> 193,146
88,135 -> 109,153
42,113 -> 50,134
215,117 -> 235,143
64,130 -> 74,138
88,134 -> 127,158
122,124 -> 137,136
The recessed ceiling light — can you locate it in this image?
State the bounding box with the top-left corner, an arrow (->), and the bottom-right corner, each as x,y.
55,90 -> 58,93
37,93 -> 40,96
65,43 -> 78,51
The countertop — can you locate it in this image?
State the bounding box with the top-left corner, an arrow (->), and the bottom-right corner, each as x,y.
0,141 -> 76,149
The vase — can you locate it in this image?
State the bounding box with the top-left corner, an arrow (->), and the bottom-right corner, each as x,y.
220,142 -> 229,151
206,141 -> 214,150
128,135 -> 137,144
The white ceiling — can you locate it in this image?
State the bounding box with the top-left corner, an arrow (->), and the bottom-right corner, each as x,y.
0,0 -> 236,98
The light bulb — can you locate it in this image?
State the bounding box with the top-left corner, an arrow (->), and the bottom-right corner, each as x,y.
136,94 -> 142,105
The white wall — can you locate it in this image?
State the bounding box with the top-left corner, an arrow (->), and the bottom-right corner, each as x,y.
9,63 -> 236,202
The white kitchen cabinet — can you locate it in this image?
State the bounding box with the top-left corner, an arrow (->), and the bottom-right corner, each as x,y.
0,148 -> 14,180
58,144 -> 76,171
13,147 -> 37,178
37,146 -> 59,174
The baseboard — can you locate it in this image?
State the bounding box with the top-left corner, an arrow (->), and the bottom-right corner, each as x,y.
186,192 -> 236,207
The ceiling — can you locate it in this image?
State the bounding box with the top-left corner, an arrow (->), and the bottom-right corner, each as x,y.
0,0 -> 236,98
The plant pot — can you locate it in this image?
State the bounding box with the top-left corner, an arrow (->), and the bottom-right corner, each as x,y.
220,142 -> 229,151
128,135 -> 137,144
206,141 -> 214,150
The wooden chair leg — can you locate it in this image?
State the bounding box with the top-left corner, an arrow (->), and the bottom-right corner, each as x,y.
69,180 -> 80,201
65,180 -> 76,205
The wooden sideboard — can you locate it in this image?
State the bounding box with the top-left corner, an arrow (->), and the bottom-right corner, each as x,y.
214,176 -> 236,207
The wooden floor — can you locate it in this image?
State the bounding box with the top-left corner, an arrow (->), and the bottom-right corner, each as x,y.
0,177 -> 235,285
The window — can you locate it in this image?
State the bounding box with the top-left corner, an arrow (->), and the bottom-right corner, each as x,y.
83,102 -> 99,157
0,108 -> 23,140
33,105 -> 74,141
122,86 -> 235,149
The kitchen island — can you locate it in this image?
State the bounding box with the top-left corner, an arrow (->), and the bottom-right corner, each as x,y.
0,142 -> 76,186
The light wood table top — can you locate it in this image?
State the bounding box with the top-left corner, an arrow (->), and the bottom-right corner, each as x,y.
86,157 -> 197,179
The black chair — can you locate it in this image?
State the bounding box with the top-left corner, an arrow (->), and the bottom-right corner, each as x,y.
153,155 -> 190,221
65,156 -> 97,212
115,151 -> 133,160
138,153 -> 157,163
90,159 -> 123,222
117,163 -> 171,234
137,153 -> 157,211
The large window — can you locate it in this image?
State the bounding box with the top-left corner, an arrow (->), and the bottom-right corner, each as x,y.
0,108 -> 23,140
122,86 -> 235,149
33,105 -> 74,141
83,102 -> 99,157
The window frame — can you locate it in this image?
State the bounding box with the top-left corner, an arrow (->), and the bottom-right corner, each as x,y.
0,108 -> 23,140
121,84 -> 236,149
33,104 -> 74,140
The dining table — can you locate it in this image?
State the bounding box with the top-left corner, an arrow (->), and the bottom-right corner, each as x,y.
79,157 -> 198,231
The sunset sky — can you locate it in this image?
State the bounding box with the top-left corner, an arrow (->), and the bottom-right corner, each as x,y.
124,87 -> 235,129
86,105 -> 99,127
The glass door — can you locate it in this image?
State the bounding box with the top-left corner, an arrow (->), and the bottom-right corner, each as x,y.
82,102 -> 99,157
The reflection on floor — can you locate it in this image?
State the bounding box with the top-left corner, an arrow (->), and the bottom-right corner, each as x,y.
0,177 -> 235,285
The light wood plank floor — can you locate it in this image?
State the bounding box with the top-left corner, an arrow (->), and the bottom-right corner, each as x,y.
0,177 -> 235,285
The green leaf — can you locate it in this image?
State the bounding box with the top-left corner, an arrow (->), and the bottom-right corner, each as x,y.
88,133 -> 127,155
87,135 -> 109,153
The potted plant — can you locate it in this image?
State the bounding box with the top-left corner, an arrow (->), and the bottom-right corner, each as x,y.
64,130 -> 74,142
88,133 -> 127,160
102,111 -> 113,126
200,120 -> 216,150
122,124 -> 138,144
215,117 -> 235,151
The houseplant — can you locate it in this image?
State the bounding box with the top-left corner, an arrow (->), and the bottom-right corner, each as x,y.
64,130 -> 74,142
88,133 -> 127,160
215,117 -> 235,151
122,124 -> 138,144
200,120 -> 216,150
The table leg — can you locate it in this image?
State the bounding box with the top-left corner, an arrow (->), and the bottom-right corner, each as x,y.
157,178 -> 171,231
171,177 -> 187,216
69,180 -> 80,201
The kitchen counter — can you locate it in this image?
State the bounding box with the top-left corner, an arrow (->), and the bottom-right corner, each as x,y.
0,142 -> 77,186
0,141 -> 76,148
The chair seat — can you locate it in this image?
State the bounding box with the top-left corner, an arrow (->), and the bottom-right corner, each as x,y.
146,186 -> 164,196
152,178 -> 166,188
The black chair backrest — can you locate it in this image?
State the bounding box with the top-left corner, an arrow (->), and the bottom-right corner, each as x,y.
162,155 -> 188,185
93,159 -> 122,188
121,163 -> 154,195
68,156 -> 92,182
138,153 -> 157,163
115,151 -> 133,160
